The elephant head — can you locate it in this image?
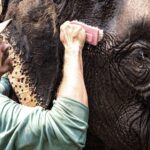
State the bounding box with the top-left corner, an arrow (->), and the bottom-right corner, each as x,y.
3,0 -> 150,150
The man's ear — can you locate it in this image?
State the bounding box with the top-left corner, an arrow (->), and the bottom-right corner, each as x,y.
0,19 -> 12,33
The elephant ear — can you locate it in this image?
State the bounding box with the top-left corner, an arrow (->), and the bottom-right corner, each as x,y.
0,19 -> 12,33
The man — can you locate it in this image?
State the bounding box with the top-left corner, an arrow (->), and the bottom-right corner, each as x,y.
0,20 -> 89,150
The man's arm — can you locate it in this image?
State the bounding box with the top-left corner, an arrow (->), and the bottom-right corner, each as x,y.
0,21 -> 89,150
57,21 -> 88,106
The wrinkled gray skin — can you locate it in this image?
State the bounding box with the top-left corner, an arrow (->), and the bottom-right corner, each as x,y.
3,0 -> 150,150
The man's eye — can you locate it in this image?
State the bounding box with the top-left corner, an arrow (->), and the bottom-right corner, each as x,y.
0,34 -> 4,43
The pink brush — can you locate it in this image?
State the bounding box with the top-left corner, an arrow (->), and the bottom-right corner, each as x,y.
71,20 -> 103,46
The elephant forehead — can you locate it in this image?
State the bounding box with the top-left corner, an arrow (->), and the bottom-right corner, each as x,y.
124,0 -> 150,20
109,0 -> 150,38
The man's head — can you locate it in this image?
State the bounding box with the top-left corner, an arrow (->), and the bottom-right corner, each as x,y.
0,19 -> 12,76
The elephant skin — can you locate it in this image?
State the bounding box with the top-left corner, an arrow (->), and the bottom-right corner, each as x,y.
3,0 -> 150,150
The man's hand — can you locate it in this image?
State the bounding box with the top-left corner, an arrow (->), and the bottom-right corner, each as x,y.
60,21 -> 86,53
0,42 -> 12,76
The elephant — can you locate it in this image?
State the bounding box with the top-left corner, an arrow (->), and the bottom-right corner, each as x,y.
2,0 -> 150,150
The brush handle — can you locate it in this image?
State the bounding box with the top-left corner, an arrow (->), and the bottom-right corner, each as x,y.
71,21 -> 103,46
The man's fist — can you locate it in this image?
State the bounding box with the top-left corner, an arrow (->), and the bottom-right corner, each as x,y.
60,21 -> 86,52
0,42 -> 12,76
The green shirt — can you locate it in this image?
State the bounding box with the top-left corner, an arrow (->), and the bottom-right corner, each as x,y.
0,77 -> 89,150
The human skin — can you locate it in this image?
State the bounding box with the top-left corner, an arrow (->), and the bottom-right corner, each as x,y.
58,21 -> 88,106
0,41 -> 11,76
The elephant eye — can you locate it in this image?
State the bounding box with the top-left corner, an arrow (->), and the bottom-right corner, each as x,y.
121,48 -> 150,72
118,46 -> 150,88
134,49 -> 150,62
118,46 -> 150,68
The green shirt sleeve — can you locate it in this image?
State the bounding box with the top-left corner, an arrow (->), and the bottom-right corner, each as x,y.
0,95 -> 89,150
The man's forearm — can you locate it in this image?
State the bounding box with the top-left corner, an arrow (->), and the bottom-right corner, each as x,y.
57,46 -> 88,107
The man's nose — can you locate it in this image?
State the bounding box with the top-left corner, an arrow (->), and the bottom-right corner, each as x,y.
0,42 -> 11,53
